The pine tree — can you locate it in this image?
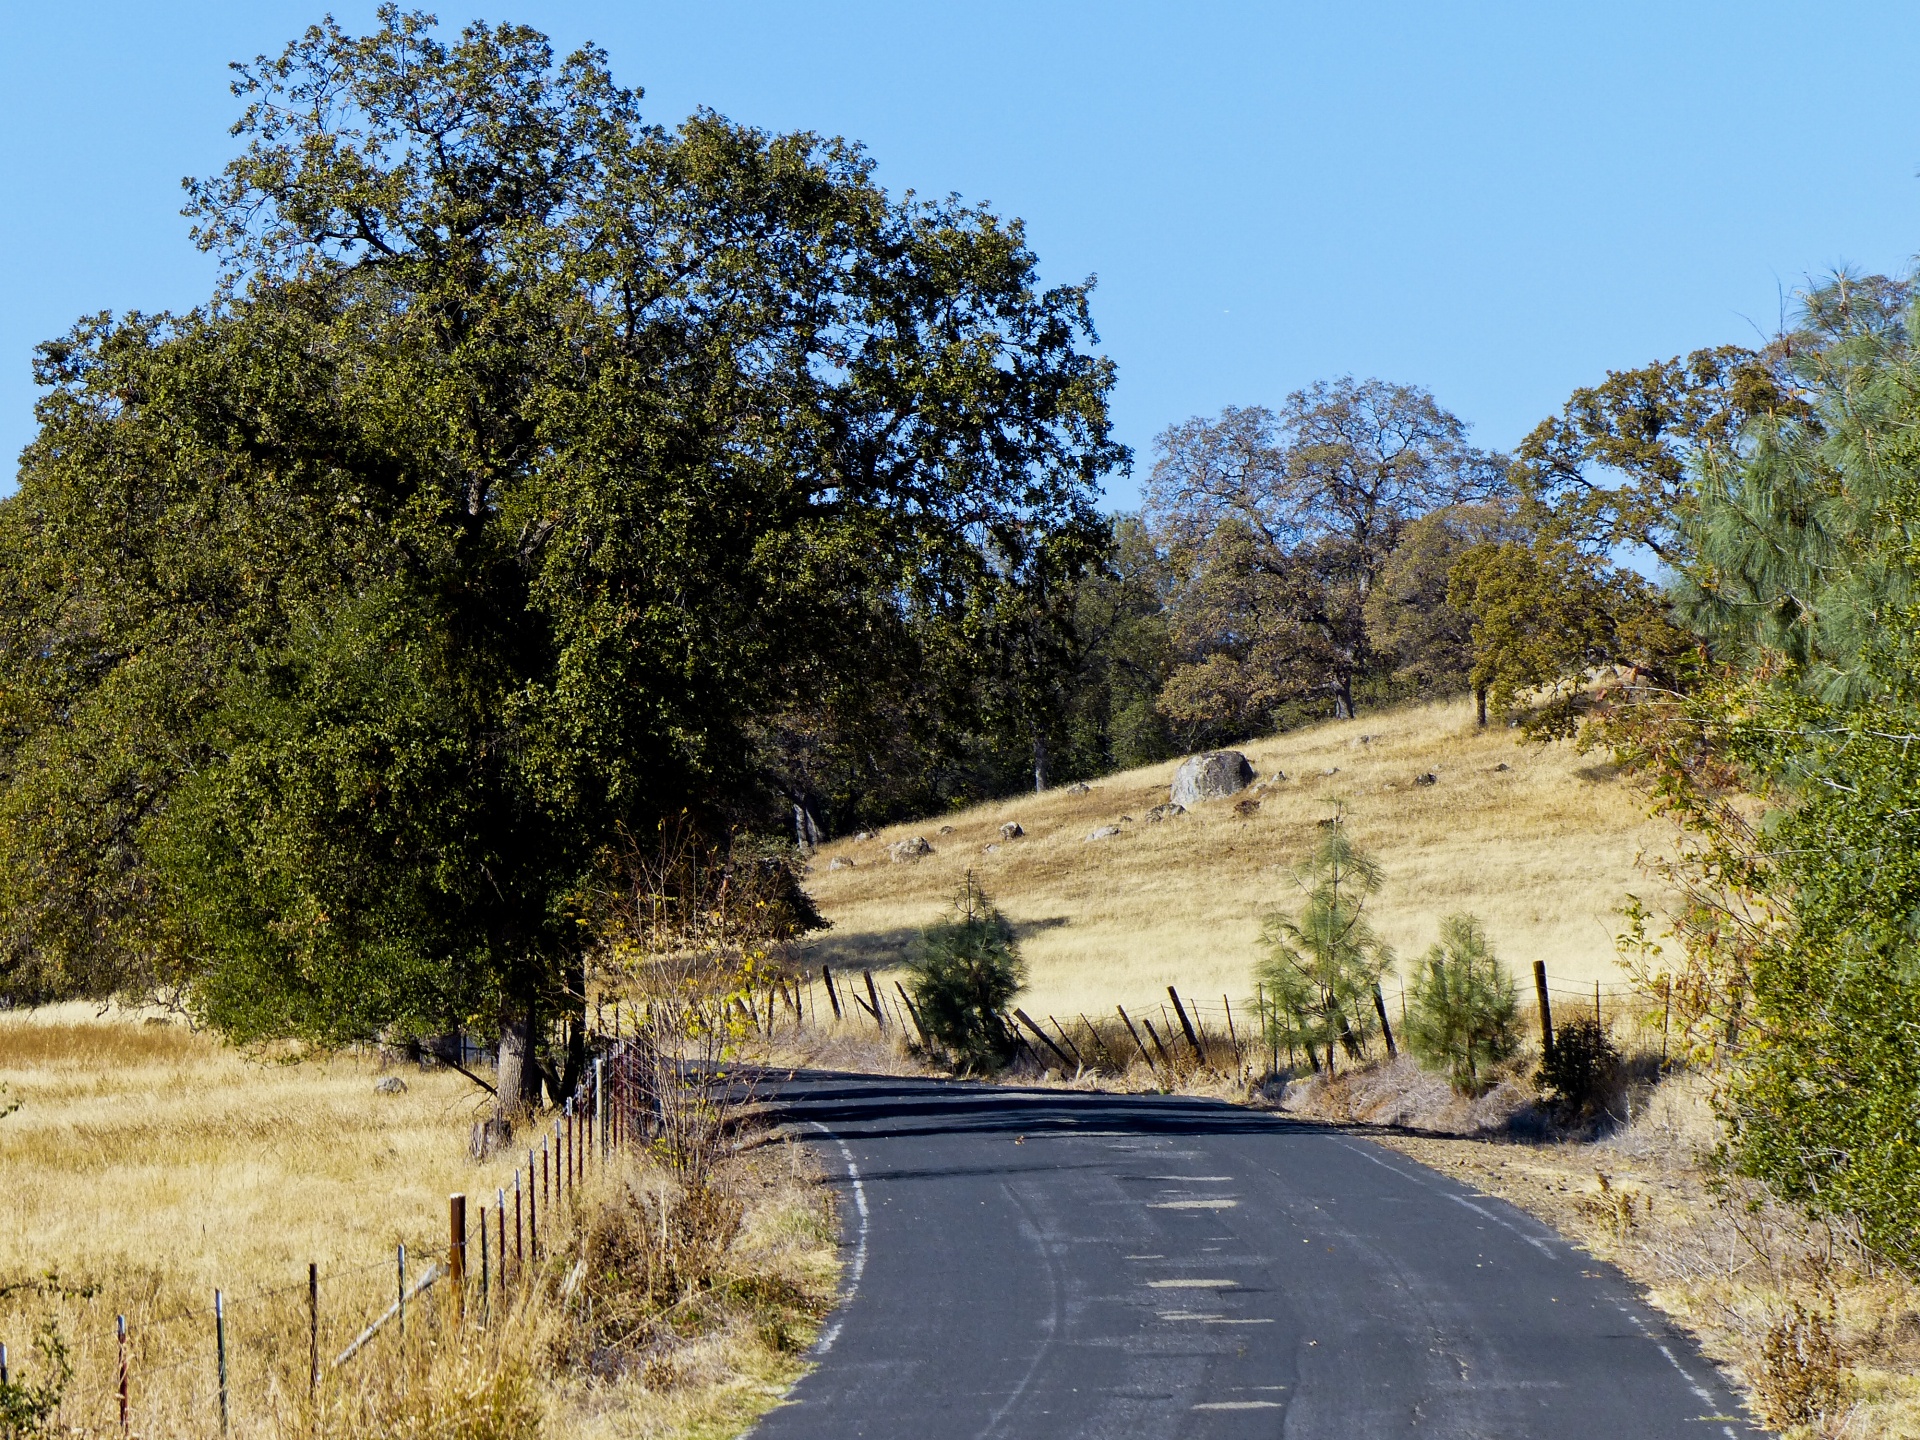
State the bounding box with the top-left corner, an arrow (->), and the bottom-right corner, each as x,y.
1254,817 -> 1394,1075
1404,913 -> 1518,1094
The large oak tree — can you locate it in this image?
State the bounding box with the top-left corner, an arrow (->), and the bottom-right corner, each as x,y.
0,10 -> 1122,1107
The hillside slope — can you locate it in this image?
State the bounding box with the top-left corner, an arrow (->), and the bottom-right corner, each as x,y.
801,695 -> 1673,1019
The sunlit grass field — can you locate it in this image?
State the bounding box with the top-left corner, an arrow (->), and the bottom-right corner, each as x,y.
802,694 -> 1672,1018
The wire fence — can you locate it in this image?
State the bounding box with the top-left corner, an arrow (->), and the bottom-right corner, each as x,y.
1,1036 -> 669,1438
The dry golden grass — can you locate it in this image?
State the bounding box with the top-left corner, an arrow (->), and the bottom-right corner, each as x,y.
803,694 -> 1671,1017
0,1005 -> 835,1438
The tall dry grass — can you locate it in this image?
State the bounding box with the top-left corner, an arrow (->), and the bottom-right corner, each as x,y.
804,694 -> 1671,1017
0,1006 -> 835,1438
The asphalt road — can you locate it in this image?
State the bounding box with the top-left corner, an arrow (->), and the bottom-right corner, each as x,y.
751,1071 -> 1762,1440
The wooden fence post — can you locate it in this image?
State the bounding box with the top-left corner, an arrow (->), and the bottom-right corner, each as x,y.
1167,987 -> 1202,1059
595,1058 -> 606,1158
307,1263 -> 319,1399
896,982 -> 932,1047
1047,1016 -> 1085,1070
1372,984 -> 1397,1058
450,1194 -> 467,1324
1661,977 -> 1672,1065
397,1246 -> 407,1341
1141,1015 -> 1175,1072
863,970 -> 886,1033
1533,960 -> 1555,1060
478,1205 -> 490,1325
117,1313 -> 128,1434
214,1289 -> 229,1436
1014,1010 -> 1074,1070
1222,995 -> 1242,1075
1595,979 -> 1602,1025
821,965 -> 843,1020
1115,1006 -> 1156,1077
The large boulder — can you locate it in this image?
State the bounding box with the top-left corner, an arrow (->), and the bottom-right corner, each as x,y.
1170,750 -> 1254,807
886,836 -> 934,863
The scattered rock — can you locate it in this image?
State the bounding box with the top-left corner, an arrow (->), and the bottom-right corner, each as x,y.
828,856 -> 855,871
1066,782 -> 1093,795
886,836 -> 934,862
852,829 -> 876,842
374,1076 -> 408,1095
1084,825 -> 1122,842
1349,734 -> 1382,750
1170,750 -> 1255,806
1490,762 -> 1510,772
981,843 -> 1000,855
938,824 -> 955,834
1144,802 -> 1186,823
1233,796 -> 1261,817
1413,772 -> 1438,787
1320,767 -> 1340,776
1119,814 -> 1135,823
1000,821 -> 1025,840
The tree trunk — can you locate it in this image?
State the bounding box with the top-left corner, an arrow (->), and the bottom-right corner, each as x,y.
1475,685 -> 1488,728
552,955 -> 588,1103
793,796 -> 823,850
495,988 -> 543,1118
1332,674 -> 1355,721
1032,732 -> 1049,794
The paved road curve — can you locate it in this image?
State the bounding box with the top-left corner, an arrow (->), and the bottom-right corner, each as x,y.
752,1071 -> 1762,1440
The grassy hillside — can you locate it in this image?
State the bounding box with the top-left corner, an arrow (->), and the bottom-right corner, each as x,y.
802,695 -> 1672,1019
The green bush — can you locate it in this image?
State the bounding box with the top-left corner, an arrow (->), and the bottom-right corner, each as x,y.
905,873 -> 1025,1070
1536,1017 -> 1621,1120
1404,913 -> 1519,1094
0,1320 -> 70,1439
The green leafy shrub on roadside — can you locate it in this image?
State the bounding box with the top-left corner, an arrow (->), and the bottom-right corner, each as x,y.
1536,1017 -> 1621,1120
1404,913 -> 1519,1094
905,873 -> 1025,1070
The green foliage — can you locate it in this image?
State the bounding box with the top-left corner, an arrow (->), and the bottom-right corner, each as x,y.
0,11 -> 1121,1089
1535,1017 -> 1621,1121
905,874 -> 1026,1070
0,1320 -> 71,1439
1147,382 -> 1508,726
1404,914 -> 1519,1094
1622,274 -> 1920,1264
1254,819 -> 1394,1073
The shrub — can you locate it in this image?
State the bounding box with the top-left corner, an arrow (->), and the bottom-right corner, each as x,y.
1404,914 -> 1519,1094
1254,820 -> 1393,1075
1536,1017 -> 1621,1120
0,1320 -> 70,1439
905,873 -> 1025,1070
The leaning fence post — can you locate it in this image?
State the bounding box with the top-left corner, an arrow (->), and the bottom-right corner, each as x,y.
397,1246 -> 407,1341
1372,984 -> 1397,1058
117,1314 -> 128,1434
821,965 -> 843,1020
450,1194 -> 467,1324
1533,960 -> 1555,1060
307,1263 -> 319,1399
1167,987 -> 1202,1060
1116,1005 -> 1156,1077
863,970 -> 886,1033
214,1289 -> 229,1436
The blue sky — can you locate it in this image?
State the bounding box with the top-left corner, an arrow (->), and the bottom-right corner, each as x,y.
4,2 -> 1918,508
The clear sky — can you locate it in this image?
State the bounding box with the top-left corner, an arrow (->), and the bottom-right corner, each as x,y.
4,2 -> 1919,508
